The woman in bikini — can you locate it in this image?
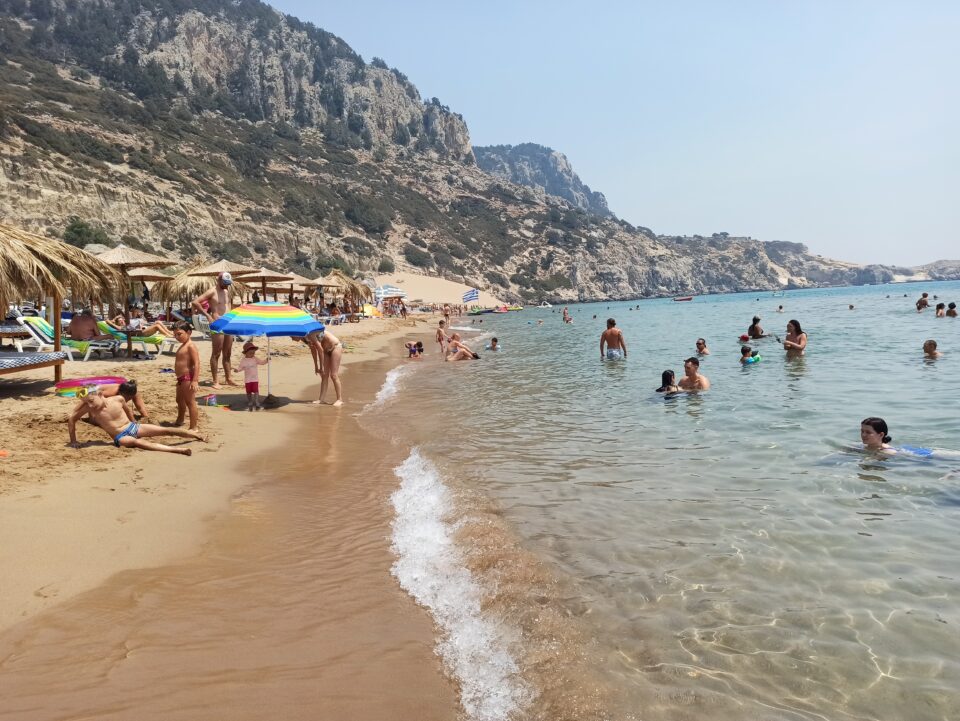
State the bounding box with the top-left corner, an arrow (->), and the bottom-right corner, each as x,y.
313,329 -> 344,406
782,319 -> 807,355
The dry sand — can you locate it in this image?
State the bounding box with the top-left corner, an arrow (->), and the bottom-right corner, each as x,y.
0,316 -> 458,719
375,270 -> 505,305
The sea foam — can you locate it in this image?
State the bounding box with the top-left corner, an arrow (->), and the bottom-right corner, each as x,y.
390,449 -> 531,721
372,364 -> 410,406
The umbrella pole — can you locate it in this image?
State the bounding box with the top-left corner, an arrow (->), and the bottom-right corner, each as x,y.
53,291 -> 62,383
267,335 -> 271,395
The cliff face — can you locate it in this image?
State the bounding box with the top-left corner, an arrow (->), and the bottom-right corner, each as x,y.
474,143 -> 612,217
0,0 -> 955,303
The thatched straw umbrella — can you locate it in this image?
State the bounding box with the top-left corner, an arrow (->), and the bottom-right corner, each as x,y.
96,245 -> 176,355
153,257 -> 247,312
233,267 -> 294,300
324,269 -> 372,312
0,223 -> 121,380
187,259 -> 259,278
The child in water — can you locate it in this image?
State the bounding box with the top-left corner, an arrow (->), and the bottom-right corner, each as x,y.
485,337 -> 501,351
740,345 -> 760,364
405,341 -> 424,359
923,340 -> 943,359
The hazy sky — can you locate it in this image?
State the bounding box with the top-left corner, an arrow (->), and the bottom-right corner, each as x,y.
270,1 -> 957,266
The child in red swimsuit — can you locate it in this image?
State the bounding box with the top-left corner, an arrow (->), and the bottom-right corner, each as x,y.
173,321 -> 200,430
237,340 -> 270,411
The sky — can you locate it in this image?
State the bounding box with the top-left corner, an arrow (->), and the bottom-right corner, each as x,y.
270,0 -> 958,266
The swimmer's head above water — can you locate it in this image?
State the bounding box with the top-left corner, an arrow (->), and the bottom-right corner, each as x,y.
860,417 -> 892,450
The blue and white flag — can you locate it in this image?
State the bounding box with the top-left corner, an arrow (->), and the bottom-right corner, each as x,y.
462,288 -> 479,303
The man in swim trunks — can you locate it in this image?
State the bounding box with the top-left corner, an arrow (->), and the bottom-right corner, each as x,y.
192,272 -> 237,389
678,357 -> 710,391
68,390 -> 204,454
600,318 -> 627,360
68,308 -> 115,342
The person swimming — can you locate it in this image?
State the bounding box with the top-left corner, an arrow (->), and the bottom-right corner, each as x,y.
656,370 -> 680,393
859,417 -> 942,458
923,339 -> 943,359
747,316 -> 765,339
485,337 -> 501,351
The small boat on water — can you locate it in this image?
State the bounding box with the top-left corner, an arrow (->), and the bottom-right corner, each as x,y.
507,305 -> 523,312
492,305 -> 510,314
538,301 -> 552,308
772,291 -> 785,297
673,296 -> 694,302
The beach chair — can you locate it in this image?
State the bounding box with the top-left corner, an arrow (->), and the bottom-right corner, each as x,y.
192,313 -> 212,339
16,316 -> 103,361
96,321 -> 177,357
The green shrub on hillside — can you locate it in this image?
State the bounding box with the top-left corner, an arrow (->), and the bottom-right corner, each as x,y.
377,256 -> 395,273
63,216 -> 110,247
342,236 -> 375,257
403,244 -> 432,268
344,193 -> 392,234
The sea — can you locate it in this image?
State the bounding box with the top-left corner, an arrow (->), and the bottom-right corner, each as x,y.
369,281 -> 960,721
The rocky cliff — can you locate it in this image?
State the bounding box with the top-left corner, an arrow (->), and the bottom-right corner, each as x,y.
474,143 -> 612,217
0,0 -> 956,302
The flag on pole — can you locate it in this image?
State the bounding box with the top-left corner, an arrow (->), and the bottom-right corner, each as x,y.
462,288 -> 479,303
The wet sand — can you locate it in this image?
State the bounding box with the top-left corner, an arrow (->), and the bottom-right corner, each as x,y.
0,318 -> 458,719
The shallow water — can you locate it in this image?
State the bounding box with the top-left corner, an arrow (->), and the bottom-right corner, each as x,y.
372,282 -> 960,721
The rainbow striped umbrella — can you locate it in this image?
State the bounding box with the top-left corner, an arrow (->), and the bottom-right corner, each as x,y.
210,302 -> 324,396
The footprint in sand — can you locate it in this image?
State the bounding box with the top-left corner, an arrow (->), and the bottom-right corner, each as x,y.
33,584 -> 59,599
116,511 -> 135,525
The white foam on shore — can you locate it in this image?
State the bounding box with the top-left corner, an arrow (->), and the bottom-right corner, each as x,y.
390,449 -> 531,721
372,364 -> 410,406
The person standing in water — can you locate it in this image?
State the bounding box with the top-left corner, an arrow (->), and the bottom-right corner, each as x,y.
748,316 -> 766,339
192,272 -> 237,389
656,370 -> 680,393
916,292 -> 930,311
695,338 -> 710,355
600,318 -> 627,360
782,319 -> 807,355
923,340 -> 943,359
678,357 -> 710,391
947,302 -> 958,317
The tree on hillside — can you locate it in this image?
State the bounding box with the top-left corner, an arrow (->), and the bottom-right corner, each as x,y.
63,216 -> 110,247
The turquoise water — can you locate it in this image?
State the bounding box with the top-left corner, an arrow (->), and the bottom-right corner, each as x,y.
374,282 -> 960,721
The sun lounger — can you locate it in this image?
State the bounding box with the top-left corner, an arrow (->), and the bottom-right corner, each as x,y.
24,316 -> 122,361
0,350 -> 71,376
96,321 -> 177,356
17,316 -> 97,360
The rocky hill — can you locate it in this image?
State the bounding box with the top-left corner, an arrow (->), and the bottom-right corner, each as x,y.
0,0 -> 955,302
474,143 -> 612,218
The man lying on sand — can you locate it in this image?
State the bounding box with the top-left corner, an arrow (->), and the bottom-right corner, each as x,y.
68,388 -> 204,455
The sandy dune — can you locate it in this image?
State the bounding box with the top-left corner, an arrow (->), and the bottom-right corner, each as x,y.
375,271 -> 505,306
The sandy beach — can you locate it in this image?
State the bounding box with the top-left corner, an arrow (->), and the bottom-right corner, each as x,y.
0,315 -> 458,719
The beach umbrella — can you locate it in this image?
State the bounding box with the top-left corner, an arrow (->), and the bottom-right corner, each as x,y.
187,259 -> 260,278
0,223 -> 121,380
209,302 -> 324,397
232,267 -> 294,298
96,245 -> 176,355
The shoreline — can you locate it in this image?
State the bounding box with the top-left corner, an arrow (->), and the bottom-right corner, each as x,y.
0,318 -> 425,628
